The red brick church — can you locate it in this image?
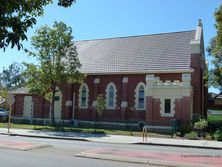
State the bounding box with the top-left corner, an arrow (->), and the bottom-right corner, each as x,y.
12,20 -> 207,130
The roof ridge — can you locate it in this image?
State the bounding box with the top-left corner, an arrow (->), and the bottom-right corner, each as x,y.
75,30 -> 196,42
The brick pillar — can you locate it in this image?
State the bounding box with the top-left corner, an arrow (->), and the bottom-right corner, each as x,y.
61,84 -> 73,120
92,78 -> 100,121
145,74 -> 155,124
146,96 -> 153,124
120,77 -> 128,121
182,97 -> 191,123
190,20 -> 205,116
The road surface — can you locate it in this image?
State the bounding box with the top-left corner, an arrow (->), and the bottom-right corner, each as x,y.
0,135 -> 221,167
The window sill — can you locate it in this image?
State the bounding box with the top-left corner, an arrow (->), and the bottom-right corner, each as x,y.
79,106 -> 88,109
135,108 -> 145,111
106,107 -> 116,110
160,113 -> 174,117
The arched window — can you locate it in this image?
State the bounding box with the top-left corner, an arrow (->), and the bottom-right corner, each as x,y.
135,82 -> 145,110
105,82 -> 117,109
79,83 -> 89,109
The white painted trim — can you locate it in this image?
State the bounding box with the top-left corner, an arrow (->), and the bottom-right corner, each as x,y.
135,82 -> 146,110
78,83 -> 89,109
105,82 -> 117,110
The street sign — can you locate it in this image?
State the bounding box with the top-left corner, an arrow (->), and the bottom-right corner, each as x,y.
7,93 -> 15,106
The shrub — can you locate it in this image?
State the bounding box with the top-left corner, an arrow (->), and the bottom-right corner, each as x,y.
214,129 -> 222,141
194,119 -> 208,131
191,114 -> 201,126
185,131 -> 198,140
205,133 -> 213,140
177,123 -> 192,137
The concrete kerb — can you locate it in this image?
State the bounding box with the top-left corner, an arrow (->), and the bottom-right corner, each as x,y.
135,142 -> 222,150
0,132 -> 90,142
75,152 -> 204,167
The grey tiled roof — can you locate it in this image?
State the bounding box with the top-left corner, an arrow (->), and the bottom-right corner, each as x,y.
75,30 -> 196,74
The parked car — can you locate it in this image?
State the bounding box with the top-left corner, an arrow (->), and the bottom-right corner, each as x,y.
0,108 -> 9,122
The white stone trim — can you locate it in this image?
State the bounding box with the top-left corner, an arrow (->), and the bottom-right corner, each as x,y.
78,83 -> 89,109
105,82 -> 117,110
23,96 -> 33,122
92,100 -> 97,107
158,96 -> 178,117
49,90 -> 63,123
94,78 -> 100,84
121,101 -> 128,108
146,74 -> 193,118
135,82 -> 146,110
122,77 -> 128,83
190,19 -> 203,54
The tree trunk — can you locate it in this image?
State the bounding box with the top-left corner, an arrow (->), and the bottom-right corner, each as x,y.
50,88 -> 56,126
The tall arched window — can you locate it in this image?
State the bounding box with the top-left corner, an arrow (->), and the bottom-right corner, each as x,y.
105,82 -> 117,109
135,82 -> 145,110
79,83 -> 89,109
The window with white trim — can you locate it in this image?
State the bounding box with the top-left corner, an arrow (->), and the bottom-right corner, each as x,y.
105,83 -> 117,109
79,83 -> 89,109
159,97 -> 176,117
135,82 -> 146,110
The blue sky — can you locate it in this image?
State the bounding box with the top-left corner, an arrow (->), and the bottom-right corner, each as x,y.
0,0 -> 221,93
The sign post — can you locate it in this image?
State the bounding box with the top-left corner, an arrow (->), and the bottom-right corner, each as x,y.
7,93 -> 15,133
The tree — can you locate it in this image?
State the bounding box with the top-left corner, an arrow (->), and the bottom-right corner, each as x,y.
0,0 -> 75,50
95,94 -> 106,132
207,4 -> 222,96
0,87 -> 9,110
24,21 -> 83,125
0,62 -> 25,90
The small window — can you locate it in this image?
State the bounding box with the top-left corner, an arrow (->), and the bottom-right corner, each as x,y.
79,83 -> 89,109
138,86 -> 144,108
164,99 -> 171,113
108,85 -> 114,107
54,96 -> 60,101
105,83 -> 117,109
135,82 -> 145,110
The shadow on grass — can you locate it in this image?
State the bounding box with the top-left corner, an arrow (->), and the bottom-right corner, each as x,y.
31,126 -> 107,138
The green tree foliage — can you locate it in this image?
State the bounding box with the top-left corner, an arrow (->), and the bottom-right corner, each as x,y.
0,0 -> 75,50
24,21 -> 83,125
95,94 -> 106,132
0,87 -> 9,110
96,94 -> 106,119
207,4 -> 222,93
0,62 -> 25,90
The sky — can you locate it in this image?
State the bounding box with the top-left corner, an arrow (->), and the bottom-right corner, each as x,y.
0,0 -> 221,93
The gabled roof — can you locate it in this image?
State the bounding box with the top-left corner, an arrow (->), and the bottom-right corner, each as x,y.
10,87 -> 29,94
75,30 -> 196,74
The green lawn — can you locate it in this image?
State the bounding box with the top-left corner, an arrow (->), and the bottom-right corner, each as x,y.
0,123 -> 171,138
208,115 -> 222,121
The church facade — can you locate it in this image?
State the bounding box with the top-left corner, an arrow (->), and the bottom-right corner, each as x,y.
12,21 -> 207,130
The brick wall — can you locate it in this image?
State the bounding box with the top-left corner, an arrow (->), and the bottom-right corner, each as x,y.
12,71 -> 205,125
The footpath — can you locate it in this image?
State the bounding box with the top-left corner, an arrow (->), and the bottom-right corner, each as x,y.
0,128 -> 221,149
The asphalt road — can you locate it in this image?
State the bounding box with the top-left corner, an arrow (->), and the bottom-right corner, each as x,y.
0,135 -> 221,167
